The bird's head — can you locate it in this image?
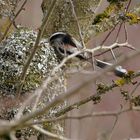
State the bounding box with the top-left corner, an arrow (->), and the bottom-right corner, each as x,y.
49,32 -> 86,60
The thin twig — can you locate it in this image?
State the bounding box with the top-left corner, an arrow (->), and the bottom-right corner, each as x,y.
125,0 -> 132,13
100,22 -> 119,46
124,82 -> 140,109
91,52 -> 96,70
54,80 -> 127,117
32,91 -> 42,111
9,131 -> 17,140
130,81 -> 140,96
124,23 -> 128,42
16,0 -> 58,97
94,42 -> 135,57
115,22 -> 123,42
69,0 -> 86,49
110,48 -> 117,61
25,108 -> 131,126
0,0 -> 28,42
15,94 -> 36,120
108,116 -> 118,140
32,125 -> 70,140
93,0 -> 103,14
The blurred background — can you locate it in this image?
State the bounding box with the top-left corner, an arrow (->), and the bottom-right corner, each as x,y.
5,0 -> 140,139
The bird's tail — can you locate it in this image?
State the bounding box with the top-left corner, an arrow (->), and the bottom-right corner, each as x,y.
79,52 -> 128,77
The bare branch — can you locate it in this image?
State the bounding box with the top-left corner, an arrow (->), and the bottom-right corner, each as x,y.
108,116 -> 118,140
69,0 -> 86,49
115,22 -> 123,42
0,0 -> 28,42
94,42 -> 135,57
124,23 -> 128,42
100,23 -> 119,46
9,131 -> 17,140
125,0 -> 132,13
32,125 -> 70,140
130,82 -> 140,96
16,0 -> 58,96
15,94 -> 36,120
25,108 -> 131,126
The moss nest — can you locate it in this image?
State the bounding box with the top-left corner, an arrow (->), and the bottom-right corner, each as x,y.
0,28 -> 66,100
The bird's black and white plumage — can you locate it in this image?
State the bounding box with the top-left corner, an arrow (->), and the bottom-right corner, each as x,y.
49,32 -> 128,77
49,32 -> 84,59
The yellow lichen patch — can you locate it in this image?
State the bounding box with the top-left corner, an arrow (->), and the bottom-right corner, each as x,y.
115,78 -> 126,86
126,13 -> 140,24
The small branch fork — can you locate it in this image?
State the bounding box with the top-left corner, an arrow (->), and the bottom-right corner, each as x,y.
98,0 -> 132,61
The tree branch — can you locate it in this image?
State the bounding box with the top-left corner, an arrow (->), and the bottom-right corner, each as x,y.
16,0 -> 58,96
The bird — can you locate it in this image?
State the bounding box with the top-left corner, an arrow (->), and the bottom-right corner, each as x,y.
49,32 -> 128,77
49,32 -> 84,59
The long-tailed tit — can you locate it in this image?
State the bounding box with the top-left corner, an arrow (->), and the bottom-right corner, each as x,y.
49,32 -> 127,77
